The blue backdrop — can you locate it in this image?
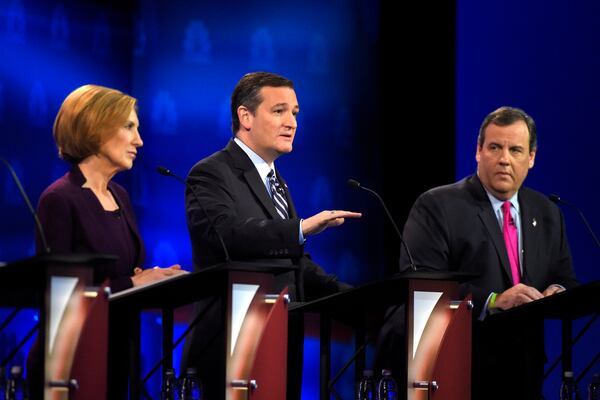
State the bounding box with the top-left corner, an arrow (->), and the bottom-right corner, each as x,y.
1,0 -> 599,398
0,0 -> 381,398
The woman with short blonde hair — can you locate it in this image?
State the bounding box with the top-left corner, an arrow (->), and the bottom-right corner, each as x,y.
38,83 -> 183,290
29,84 -> 184,399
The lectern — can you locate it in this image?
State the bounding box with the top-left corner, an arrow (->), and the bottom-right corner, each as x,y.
290,272 -> 474,400
109,261 -> 294,400
489,280 -> 600,380
0,253 -> 116,400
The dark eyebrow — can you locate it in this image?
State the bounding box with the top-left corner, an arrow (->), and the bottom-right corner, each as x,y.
271,103 -> 299,110
487,142 -> 525,151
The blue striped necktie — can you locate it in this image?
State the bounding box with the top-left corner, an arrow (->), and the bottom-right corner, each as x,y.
268,169 -> 289,219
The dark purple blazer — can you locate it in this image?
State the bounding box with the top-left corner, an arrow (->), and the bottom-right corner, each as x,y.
36,165 -> 145,292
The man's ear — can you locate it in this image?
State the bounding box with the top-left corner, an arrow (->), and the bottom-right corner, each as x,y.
238,106 -> 252,131
529,150 -> 536,169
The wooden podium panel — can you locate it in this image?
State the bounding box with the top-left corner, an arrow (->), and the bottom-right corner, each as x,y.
228,287 -> 289,400
429,294 -> 472,399
47,283 -> 110,400
407,280 -> 472,400
246,288 -> 289,399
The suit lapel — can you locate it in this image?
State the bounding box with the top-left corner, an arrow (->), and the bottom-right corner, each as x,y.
244,168 -> 279,219
519,190 -> 539,285
469,176 -> 513,282
227,140 -> 279,219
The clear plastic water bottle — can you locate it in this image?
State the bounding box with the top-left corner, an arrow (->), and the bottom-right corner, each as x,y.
180,367 -> 202,400
161,368 -> 177,400
589,373 -> 600,400
377,369 -> 398,400
356,369 -> 376,400
561,371 -> 581,400
6,365 -> 28,400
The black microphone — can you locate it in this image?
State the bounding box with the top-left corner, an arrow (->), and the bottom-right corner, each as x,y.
347,178 -> 416,272
1,158 -> 50,254
157,166 -> 231,262
549,194 -> 600,249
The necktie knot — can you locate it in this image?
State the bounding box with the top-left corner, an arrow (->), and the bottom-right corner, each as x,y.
502,201 -> 513,225
268,170 -> 283,194
502,200 -> 511,214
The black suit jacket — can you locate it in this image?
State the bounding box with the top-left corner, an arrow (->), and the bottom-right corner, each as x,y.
398,174 -> 578,398
185,139 -> 346,299
182,140 -> 348,399
400,174 -> 577,315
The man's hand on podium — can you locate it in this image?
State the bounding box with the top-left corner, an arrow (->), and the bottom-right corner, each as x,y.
542,284 -> 565,297
131,264 -> 188,287
494,283 -> 543,310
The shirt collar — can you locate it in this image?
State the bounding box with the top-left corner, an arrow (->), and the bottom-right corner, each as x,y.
234,137 -> 275,184
484,188 -> 520,216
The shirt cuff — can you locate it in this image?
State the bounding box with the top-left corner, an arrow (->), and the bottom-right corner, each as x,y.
479,292 -> 497,321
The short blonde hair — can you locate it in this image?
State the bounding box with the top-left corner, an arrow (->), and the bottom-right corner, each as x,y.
53,84 -> 137,163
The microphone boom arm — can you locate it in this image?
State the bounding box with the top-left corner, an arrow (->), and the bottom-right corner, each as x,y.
348,179 -> 416,272
550,194 -> 600,249
157,166 -> 231,262
2,158 -> 50,253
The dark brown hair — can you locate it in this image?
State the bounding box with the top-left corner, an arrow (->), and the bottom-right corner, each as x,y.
230,72 -> 294,134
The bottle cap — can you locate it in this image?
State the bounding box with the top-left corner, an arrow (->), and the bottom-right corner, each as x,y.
10,365 -> 22,376
564,371 -> 574,378
592,373 -> 600,383
381,369 -> 392,376
164,369 -> 175,376
363,369 -> 374,377
186,367 -> 198,375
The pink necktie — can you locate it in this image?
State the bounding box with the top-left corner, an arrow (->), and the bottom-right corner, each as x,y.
502,201 -> 521,285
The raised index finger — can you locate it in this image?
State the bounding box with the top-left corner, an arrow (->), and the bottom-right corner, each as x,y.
334,210 -> 362,218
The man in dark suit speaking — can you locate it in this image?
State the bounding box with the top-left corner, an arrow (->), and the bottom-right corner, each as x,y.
399,106 -> 578,398
181,71 -> 360,399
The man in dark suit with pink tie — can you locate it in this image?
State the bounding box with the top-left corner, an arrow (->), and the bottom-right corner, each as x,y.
399,106 -> 578,398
